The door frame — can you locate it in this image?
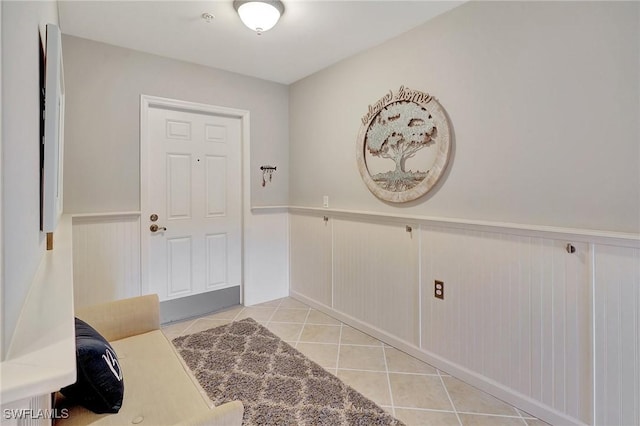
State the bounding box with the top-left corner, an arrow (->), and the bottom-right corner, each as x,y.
139,95 -> 250,304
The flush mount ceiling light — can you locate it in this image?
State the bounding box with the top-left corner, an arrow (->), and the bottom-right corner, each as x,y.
233,0 -> 284,35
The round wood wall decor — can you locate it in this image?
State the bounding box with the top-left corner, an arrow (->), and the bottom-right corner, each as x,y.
356,86 -> 451,203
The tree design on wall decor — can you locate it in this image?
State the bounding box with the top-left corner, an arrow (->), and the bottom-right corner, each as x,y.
356,86 -> 452,203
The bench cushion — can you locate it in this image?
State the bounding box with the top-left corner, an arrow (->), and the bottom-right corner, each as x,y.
57,330 -> 210,425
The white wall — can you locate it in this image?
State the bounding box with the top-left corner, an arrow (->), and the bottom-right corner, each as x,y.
288,2 -> 639,424
62,36 -> 291,306
289,1 -> 639,234
1,0 -> 59,359
1,0 -> 4,362
62,35 -> 289,212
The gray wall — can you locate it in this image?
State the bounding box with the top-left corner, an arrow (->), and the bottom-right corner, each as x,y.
289,1 -> 640,233
62,35 -> 289,213
1,1 -> 60,358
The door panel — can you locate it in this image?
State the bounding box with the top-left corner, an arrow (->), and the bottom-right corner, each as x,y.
146,106 -> 241,300
167,154 -> 191,219
166,120 -> 191,140
205,124 -> 226,141
167,237 -> 192,297
206,233 -> 228,288
206,156 -> 226,216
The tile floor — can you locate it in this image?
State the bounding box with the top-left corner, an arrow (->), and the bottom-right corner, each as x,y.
162,297 -> 548,426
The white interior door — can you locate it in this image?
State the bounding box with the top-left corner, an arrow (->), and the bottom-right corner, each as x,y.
144,106 -> 242,301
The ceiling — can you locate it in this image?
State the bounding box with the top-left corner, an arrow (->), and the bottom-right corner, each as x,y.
58,1 -> 463,85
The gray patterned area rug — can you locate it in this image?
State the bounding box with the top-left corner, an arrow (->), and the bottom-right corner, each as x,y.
172,318 -> 404,425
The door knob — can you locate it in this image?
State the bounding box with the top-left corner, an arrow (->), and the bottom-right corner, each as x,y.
150,224 -> 167,232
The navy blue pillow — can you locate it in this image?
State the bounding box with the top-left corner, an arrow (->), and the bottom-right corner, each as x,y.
61,318 -> 124,414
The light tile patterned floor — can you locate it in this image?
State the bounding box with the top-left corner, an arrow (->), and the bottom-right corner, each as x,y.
162,297 -> 547,426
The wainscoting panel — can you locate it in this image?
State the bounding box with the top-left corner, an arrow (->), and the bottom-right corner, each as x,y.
287,207 -> 637,425
243,209 -> 290,306
333,218 -> 419,346
420,227 -> 592,424
289,213 -> 332,307
72,214 -> 141,309
594,244 -> 640,426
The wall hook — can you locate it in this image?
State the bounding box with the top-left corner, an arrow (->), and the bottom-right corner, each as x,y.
260,165 -> 277,187
566,243 -> 576,254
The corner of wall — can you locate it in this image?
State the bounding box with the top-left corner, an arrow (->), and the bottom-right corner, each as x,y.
1,0 -> 60,359
0,0 -> 5,361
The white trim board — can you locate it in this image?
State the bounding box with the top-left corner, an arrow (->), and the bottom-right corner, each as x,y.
254,205 -> 640,248
72,211 -> 141,219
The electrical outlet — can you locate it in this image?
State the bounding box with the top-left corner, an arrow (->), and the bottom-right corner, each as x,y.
323,195 -> 329,208
434,280 -> 444,300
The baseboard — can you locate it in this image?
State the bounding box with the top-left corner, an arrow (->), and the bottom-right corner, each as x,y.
290,290 -> 587,426
160,286 -> 240,324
